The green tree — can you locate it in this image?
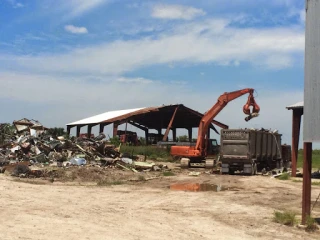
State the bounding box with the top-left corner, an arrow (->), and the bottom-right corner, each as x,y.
47,127 -> 67,137
177,135 -> 188,142
0,123 -> 16,144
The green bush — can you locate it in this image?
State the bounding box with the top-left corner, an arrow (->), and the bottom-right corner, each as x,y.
163,171 -> 175,176
97,180 -> 124,186
273,210 -> 297,226
306,215 -> 319,232
278,172 -> 290,180
120,145 -> 172,160
109,137 -> 121,146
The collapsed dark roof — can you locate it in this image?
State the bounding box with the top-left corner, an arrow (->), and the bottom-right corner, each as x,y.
66,104 -> 228,132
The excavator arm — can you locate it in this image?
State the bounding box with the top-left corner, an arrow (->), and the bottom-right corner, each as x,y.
195,88 -> 260,155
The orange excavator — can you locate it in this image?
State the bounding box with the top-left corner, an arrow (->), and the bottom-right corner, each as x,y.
170,88 -> 260,168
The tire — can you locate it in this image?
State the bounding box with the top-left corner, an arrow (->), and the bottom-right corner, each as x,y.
205,159 -> 214,169
180,158 -> 190,168
253,163 -> 257,175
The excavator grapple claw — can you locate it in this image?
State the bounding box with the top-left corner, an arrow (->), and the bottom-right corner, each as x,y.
243,91 -> 260,118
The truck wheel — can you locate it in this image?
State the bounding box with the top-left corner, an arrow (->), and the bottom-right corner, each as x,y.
180,158 -> 190,169
205,159 -> 214,169
253,163 -> 257,175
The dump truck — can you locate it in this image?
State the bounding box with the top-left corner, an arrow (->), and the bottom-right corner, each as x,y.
219,129 -> 291,175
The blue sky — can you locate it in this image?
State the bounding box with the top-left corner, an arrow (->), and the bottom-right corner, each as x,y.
0,0 -> 308,147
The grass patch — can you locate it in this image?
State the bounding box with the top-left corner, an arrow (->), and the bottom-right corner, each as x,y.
278,172 -> 290,180
292,179 -> 320,186
138,175 -> 146,181
273,210 -> 297,226
298,149 -> 320,169
292,179 -> 302,183
120,145 -> 173,161
163,171 -> 175,177
97,179 -> 124,186
306,215 -> 319,232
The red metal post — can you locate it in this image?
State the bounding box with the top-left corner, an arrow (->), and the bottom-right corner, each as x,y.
113,123 -> 118,138
291,109 -> 302,177
163,106 -> 179,141
302,142 -> 312,225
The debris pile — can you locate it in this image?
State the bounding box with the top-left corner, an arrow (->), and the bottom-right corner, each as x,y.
0,119 -> 167,178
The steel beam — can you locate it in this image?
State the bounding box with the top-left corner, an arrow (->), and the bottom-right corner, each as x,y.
212,119 -> 228,129
129,121 -> 147,131
302,142 -> 312,225
163,106 -> 179,141
292,109 -> 303,177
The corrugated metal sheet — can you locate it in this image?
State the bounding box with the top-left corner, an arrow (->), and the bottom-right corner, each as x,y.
66,107 -> 146,126
303,0 -> 320,142
286,101 -> 304,109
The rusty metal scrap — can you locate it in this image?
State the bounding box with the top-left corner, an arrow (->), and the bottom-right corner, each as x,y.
0,118 -> 166,179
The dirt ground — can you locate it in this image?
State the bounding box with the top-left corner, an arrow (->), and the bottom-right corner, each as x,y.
0,164 -> 320,240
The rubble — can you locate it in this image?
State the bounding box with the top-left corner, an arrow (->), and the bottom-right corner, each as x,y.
0,118 -> 167,179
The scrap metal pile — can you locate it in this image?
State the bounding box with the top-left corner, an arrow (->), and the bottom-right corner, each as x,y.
0,119 -> 166,178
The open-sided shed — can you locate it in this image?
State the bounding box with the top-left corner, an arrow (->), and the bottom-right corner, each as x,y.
66,104 -> 228,143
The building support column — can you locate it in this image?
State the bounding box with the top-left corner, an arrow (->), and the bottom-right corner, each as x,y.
302,142 -> 312,225
145,129 -> 149,145
67,126 -> 72,135
76,126 -> 81,137
113,123 -> 119,138
291,109 -> 303,177
188,128 -> 192,142
87,125 -> 92,138
172,128 -> 177,142
99,123 -> 105,133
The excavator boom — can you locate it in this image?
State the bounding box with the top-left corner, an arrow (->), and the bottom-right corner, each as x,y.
170,88 -> 260,160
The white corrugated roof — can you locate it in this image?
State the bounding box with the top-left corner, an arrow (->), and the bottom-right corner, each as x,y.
66,107 -> 146,126
286,101 -> 304,109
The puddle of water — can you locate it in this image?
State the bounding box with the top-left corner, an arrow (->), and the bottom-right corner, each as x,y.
169,183 -> 226,192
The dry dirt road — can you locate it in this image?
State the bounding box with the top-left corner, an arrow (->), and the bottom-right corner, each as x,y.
0,172 -> 319,240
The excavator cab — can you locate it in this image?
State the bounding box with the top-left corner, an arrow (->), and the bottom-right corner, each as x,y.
207,139 -> 220,156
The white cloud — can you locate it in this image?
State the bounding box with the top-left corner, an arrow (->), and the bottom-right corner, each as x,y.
152,4 -> 206,20
43,0 -> 110,20
0,71 -> 303,147
64,25 -> 88,34
5,18 -> 304,74
299,9 -> 306,23
6,0 -> 24,8
117,77 -> 153,84
66,0 -> 110,18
